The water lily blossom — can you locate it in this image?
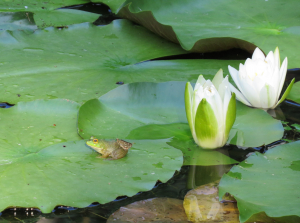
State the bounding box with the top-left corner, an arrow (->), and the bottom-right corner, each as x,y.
185,69 -> 236,149
228,47 -> 295,110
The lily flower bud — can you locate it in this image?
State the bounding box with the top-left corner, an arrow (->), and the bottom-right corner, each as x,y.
185,69 -> 236,149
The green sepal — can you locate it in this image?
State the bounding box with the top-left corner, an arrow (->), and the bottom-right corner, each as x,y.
194,98 -> 218,148
225,93 -> 236,140
185,82 -> 194,132
275,78 -> 295,108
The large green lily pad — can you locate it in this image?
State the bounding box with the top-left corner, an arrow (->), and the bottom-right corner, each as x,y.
0,99 -> 182,212
118,0 -> 300,69
219,140 -> 300,223
0,139 -> 182,213
0,0 -> 125,28
228,101 -> 284,148
0,99 -> 81,149
78,81 -> 283,165
0,19 -> 189,104
0,17 -> 244,104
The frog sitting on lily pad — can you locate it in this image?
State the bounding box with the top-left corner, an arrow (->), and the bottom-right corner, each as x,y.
86,136 -> 132,160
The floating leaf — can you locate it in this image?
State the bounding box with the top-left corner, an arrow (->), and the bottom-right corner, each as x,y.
33,9 -> 100,28
118,0 -> 300,68
287,80 -> 300,104
219,140 -> 300,222
291,123 -> 300,131
78,81 -> 283,165
228,102 -> 284,148
0,19 -> 189,104
0,100 -> 182,213
0,18 -> 241,104
0,99 -> 81,148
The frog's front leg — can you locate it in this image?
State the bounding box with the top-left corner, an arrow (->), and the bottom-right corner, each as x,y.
97,153 -> 110,158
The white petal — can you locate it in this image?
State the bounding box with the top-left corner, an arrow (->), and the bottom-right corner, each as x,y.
259,84 -> 276,109
229,83 -> 252,106
236,73 -> 261,107
193,86 -> 204,119
252,75 -> 266,94
203,82 -> 223,128
265,50 -> 275,67
222,87 -> 231,124
194,75 -> 206,91
269,68 -> 280,97
228,65 -> 244,92
274,47 -> 280,70
276,57 -> 288,101
212,69 -> 223,89
218,75 -> 231,100
252,47 -> 265,60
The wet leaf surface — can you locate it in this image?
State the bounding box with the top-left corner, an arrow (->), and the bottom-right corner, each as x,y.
0,18 -> 244,104
219,140 -> 300,222
118,0 -> 300,68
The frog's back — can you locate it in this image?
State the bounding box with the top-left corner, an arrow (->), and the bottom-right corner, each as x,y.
110,147 -> 128,160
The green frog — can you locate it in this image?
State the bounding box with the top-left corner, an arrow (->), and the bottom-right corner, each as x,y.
86,136 -> 132,160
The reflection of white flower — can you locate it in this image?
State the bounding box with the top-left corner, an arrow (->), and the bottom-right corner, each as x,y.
228,47 -> 294,109
185,69 -> 236,149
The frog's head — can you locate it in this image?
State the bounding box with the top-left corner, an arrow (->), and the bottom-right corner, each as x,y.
86,136 -> 104,153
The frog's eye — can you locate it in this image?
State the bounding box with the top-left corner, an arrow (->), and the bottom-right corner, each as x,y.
93,139 -> 98,143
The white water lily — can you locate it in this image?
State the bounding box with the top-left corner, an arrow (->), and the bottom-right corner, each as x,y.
185,69 -> 236,149
228,47 -> 295,110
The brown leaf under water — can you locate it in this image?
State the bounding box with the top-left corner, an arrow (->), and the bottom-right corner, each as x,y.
183,181 -> 239,223
107,197 -> 190,222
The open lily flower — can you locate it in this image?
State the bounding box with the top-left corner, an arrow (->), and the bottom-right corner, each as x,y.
185,69 -> 236,149
228,47 -> 294,110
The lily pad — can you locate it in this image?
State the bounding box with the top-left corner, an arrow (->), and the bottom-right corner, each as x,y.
78,81 -> 283,165
0,19 -> 190,104
0,98 -> 182,213
287,81 -> 300,104
33,9 -> 100,28
228,101 -> 284,148
0,138 -> 182,213
0,0 -> 87,12
0,99 -> 81,149
118,0 -> 300,69
219,140 -> 300,223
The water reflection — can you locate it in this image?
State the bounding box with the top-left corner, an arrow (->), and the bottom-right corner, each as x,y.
187,164 -> 233,189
